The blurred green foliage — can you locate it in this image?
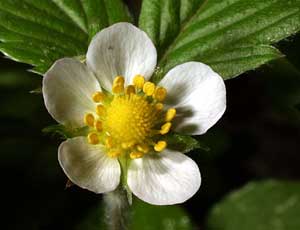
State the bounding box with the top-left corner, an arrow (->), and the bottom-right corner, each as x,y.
207,180 -> 300,230
75,199 -> 193,230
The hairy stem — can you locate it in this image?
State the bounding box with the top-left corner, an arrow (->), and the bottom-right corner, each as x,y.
104,187 -> 130,230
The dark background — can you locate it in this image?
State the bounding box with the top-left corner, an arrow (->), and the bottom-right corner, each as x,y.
0,1 -> 299,229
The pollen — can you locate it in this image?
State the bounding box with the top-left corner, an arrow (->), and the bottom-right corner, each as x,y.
133,75 -> 145,89
153,87 -> 167,101
107,150 -> 121,158
96,104 -> 106,116
143,82 -> 155,96
154,141 -> 167,152
105,136 -> 113,148
160,122 -> 172,135
130,151 -> 143,159
137,144 -> 150,153
155,103 -> 164,111
92,91 -> 105,102
84,113 -> 95,127
112,76 -> 125,94
83,75 -> 177,159
165,108 -> 176,122
113,75 -> 125,85
88,132 -> 99,145
95,120 -> 103,132
125,85 -> 136,95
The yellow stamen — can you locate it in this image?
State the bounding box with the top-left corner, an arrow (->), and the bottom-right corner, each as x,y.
113,76 -> 125,85
160,122 -> 172,134
95,120 -> 103,132
112,76 -> 125,94
143,82 -> 155,96
112,84 -> 124,94
86,76 -> 173,159
87,132 -> 99,145
105,136 -> 113,148
153,87 -> 167,101
137,144 -> 150,153
133,75 -> 145,89
154,140 -> 167,152
107,150 -> 121,158
96,104 -> 106,116
125,85 -> 136,95
84,113 -> 95,127
92,91 -> 105,103
155,103 -> 164,111
130,151 -> 143,159
165,108 -> 176,122
121,141 -> 135,149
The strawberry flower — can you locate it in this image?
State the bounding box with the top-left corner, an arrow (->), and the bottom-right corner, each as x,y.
42,23 -> 226,205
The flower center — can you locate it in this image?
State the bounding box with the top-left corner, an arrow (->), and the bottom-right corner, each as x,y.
83,75 -> 176,159
106,94 -> 158,144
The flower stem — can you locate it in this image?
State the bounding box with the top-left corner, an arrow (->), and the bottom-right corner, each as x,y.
104,187 -> 130,230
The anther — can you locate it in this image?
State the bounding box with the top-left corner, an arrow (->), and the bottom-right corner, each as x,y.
125,85 -> 136,95
122,141 -> 135,149
105,136 -> 113,148
154,141 -> 167,152
133,75 -> 145,89
107,150 -> 121,158
87,132 -> 99,145
153,87 -> 167,101
96,104 -> 106,116
143,82 -> 155,96
92,91 -> 105,103
94,120 -> 103,132
113,76 -> 125,85
137,144 -> 150,153
165,108 -> 176,122
160,122 -> 172,134
84,113 -> 95,127
112,76 -> 125,94
112,84 -> 124,94
155,103 -> 164,111
130,151 -> 143,159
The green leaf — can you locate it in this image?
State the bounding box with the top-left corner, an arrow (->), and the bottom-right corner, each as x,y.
204,45 -> 283,79
130,199 -> 194,230
0,0 -> 131,74
207,180 -> 300,230
165,133 -> 209,153
139,0 -> 300,81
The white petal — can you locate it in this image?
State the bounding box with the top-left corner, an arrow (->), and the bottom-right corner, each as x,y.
86,22 -> 157,91
58,137 -> 121,193
127,150 -> 201,205
160,62 -> 226,135
43,58 -> 101,127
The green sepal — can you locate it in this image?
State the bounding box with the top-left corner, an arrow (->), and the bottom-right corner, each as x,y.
42,124 -> 89,139
165,132 -> 210,153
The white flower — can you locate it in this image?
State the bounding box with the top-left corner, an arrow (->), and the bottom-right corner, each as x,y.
42,22 -> 226,205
